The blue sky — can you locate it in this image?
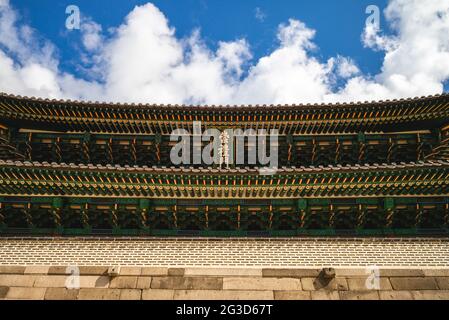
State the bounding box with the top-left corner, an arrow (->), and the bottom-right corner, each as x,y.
1,0 -> 448,104
14,0 -> 387,79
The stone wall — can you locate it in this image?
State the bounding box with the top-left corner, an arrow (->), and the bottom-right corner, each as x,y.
1,266 -> 449,300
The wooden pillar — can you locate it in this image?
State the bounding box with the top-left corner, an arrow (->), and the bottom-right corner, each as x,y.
24,202 -> 33,228
139,199 -> 149,229
269,205 -> 273,229
416,133 -> 423,161
131,138 -> 137,165
173,205 -> 178,229
335,138 -> 341,164
25,132 -> 33,161
387,138 -> 394,163
53,137 -> 62,163
81,203 -> 89,228
358,133 -> 365,164
107,138 -> 114,164
384,198 -> 395,228
155,133 -> 162,164
297,199 -> 307,229
51,197 -> 63,228
82,132 -> 91,164
111,203 -> 118,228
237,205 -> 241,230
311,138 -> 317,165
357,204 -> 365,228
0,201 -> 4,227
287,134 -> 293,164
415,203 -> 422,228
445,203 -> 449,228
205,205 -> 209,230
329,204 -> 335,228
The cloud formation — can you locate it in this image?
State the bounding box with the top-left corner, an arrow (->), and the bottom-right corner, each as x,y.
336,0 -> 449,102
0,0 -> 448,105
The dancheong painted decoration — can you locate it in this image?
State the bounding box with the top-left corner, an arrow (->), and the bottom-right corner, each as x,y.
0,92 -> 448,237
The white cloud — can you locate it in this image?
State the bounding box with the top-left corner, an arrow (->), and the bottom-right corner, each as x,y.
217,39 -> 252,78
346,0 -> 449,101
81,19 -> 103,52
0,0 -> 62,98
233,20 -> 333,104
333,56 -> 360,79
0,0 -> 448,105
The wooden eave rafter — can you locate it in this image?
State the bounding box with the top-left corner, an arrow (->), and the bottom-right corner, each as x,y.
0,93 -> 448,134
0,160 -> 448,199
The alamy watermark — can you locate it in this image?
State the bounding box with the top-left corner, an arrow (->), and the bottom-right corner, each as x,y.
65,265 -> 80,289
366,5 -> 381,31
65,5 -> 80,30
170,121 -> 279,175
365,265 -> 381,290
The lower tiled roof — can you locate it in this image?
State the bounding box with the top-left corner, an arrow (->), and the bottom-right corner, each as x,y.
1,159 -> 448,175
0,160 -> 448,198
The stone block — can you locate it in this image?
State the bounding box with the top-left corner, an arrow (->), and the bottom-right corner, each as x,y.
339,291 -> 380,300
379,291 -> 413,300
174,290 -> 274,300
109,276 -> 138,289
120,289 -> 142,300
347,277 -> 392,291
119,267 -> 142,276
151,277 -> 223,290
223,277 -> 301,291
34,276 -> 67,288
77,288 -> 121,300
0,286 -> 9,299
335,268 -> 373,277
390,277 -> 438,290
411,290 -> 449,300
6,287 -> 46,300
47,266 -> 69,275
262,269 -> 321,278
422,269 -> 449,277
184,268 -> 262,277
0,275 -> 36,287
137,277 -> 152,289
274,291 -> 311,300
436,277 -> 449,289
379,269 -> 425,277
80,276 -> 110,288
0,266 -> 25,274
44,288 -> 79,300
168,268 -> 185,276
33,275 -> 110,288
141,267 -> 168,276
301,277 -> 348,291
24,266 -> 50,275
78,267 -> 109,275
142,289 -> 175,300
311,291 -> 340,300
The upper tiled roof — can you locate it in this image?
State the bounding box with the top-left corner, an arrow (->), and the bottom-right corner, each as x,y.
1,92 -> 448,134
1,91 -> 448,110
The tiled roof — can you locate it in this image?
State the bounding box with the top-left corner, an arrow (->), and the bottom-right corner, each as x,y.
2,92 -> 448,135
1,91 -> 448,110
0,159 -> 447,175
